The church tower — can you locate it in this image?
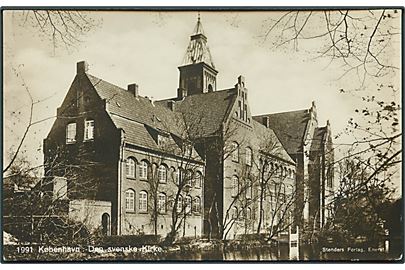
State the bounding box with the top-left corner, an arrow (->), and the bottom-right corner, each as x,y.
178,14 -> 218,97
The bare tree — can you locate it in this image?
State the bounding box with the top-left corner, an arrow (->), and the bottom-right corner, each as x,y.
13,10 -> 99,51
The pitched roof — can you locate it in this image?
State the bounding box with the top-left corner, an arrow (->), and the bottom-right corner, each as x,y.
85,74 -> 187,153
86,74 -> 184,135
251,121 -> 295,164
253,109 -> 311,155
157,88 -> 237,138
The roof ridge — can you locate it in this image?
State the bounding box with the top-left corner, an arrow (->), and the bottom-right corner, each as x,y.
253,108 -> 309,117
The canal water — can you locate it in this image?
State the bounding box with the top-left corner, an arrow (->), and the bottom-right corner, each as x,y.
165,242 -> 403,261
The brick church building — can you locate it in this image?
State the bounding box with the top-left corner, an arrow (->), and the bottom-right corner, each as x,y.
42,16 -> 334,239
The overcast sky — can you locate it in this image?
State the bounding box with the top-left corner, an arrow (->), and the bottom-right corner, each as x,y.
3,10 -> 401,190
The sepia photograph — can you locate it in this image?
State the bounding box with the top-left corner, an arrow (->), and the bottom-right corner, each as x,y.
1,7 -> 403,262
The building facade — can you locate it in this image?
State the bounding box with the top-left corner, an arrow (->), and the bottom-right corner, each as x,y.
43,16 -> 333,239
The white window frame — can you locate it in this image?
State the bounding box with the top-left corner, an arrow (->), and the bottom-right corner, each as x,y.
176,195 -> 183,213
185,195 -> 192,214
158,164 -> 167,183
158,193 -> 166,213
139,160 -> 148,180
66,122 -> 77,144
139,191 -> 148,212
84,119 -> 94,141
126,158 -> 136,178
125,189 -> 135,212
193,196 -> 201,213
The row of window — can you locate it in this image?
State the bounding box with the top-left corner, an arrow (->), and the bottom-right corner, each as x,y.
230,176 -> 293,200
125,189 -> 201,214
125,158 -> 202,188
66,120 -> 94,144
231,206 -> 252,220
231,142 -> 252,166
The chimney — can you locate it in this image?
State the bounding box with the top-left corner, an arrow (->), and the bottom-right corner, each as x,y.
168,100 -> 175,111
177,88 -> 187,99
262,116 -> 269,128
76,61 -> 89,74
127,83 -> 139,97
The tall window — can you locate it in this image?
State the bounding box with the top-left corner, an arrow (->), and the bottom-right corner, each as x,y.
231,175 -> 239,197
66,123 -> 76,144
139,160 -> 148,180
172,168 -> 179,185
185,195 -> 192,214
232,206 -> 238,219
246,178 -> 252,199
246,207 -> 252,220
185,170 -> 193,187
193,196 -> 201,213
126,158 -> 136,178
84,119 -> 94,141
176,195 -> 183,213
158,193 -> 166,213
125,189 -> 135,212
139,191 -> 148,212
194,171 -> 202,188
158,164 -> 167,183
231,142 -> 239,162
245,147 -> 252,166
176,168 -> 184,185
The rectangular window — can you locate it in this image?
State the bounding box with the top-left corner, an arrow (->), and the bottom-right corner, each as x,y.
66,123 -> 76,144
84,119 -> 94,141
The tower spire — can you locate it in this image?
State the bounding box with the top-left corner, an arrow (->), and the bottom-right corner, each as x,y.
178,14 -> 218,96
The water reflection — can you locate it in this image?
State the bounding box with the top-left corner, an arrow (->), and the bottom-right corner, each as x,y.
165,241 -> 402,261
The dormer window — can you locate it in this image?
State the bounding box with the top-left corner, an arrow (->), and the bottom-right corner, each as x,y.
66,122 -> 76,144
157,134 -> 169,146
84,119 -> 94,141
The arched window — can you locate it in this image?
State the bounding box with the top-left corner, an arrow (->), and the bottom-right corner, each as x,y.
194,171 -> 202,188
101,213 -> 111,236
125,189 -> 135,212
288,168 -> 292,178
176,168 -> 184,185
185,195 -> 192,214
193,196 -> 201,213
158,193 -> 166,213
126,158 -> 136,178
231,142 -> 239,162
246,207 -> 252,220
158,164 -> 167,183
185,169 -> 193,187
66,122 -> 76,144
246,178 -> 252,199
139,191 -> 148,212
231,175 -> 239,197
176,195 -> 183,213
232,206 -> 238,219
245,147 -> 252,166
139,160 -> 148,180
84,119 -> 95,141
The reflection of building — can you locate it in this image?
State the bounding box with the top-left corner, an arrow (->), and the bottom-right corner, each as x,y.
42,16 -> 333,239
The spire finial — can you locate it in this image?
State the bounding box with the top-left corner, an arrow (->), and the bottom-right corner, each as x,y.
198,11 -> 200,22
